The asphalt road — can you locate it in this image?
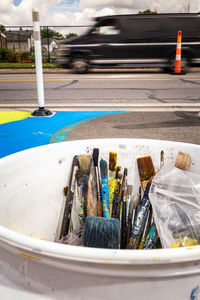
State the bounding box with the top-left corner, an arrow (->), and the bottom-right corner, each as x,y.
0,68 -> 200,111
0,68 -> 199,144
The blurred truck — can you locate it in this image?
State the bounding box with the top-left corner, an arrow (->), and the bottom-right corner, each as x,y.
56,13 -> 200,74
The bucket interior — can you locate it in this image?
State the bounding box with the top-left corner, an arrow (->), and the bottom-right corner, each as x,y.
0,138 -> 200,244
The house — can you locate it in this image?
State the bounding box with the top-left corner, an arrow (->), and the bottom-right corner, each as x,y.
41,37 -> 58,53
0,32 -> 6,47
5,29 -> 34,52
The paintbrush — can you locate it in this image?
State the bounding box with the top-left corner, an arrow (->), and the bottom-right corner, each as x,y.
138,206 -> 152,249
59,155 -> 79,239
127,179 -> 152,249
87,157 -> 98,217
175,151 -> 191,170
93,148 -> 103,217
126,193 -> 139,244
137,156 -> 155,191
120,168 -> 128,249
100,159 -> 110,218
143,220 -> 159,249
83,216 -> 120,249
71,169 -> 81,231
108,152 -> 117,216
59,225 -> 84,246
112,171 -> 122,219
78,154 -> 91,223
160,150 -> 164,169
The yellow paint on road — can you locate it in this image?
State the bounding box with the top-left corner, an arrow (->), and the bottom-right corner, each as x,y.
0,111 -> 31,124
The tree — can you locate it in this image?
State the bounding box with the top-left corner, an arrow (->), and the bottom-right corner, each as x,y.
41,27 -> 64,40
138,9 -> 158,14
65,33 -> 78,39
0,24 -> 5,32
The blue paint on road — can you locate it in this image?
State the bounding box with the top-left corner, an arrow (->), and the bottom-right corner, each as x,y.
0,111 -> 126,158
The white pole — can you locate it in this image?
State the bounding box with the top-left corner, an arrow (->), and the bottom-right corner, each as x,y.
32,9 -> 45,109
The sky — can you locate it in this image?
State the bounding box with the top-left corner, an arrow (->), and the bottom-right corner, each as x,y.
1,0 -> 200,35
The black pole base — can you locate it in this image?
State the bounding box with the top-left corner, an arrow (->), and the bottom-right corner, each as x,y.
31,107 -> 53,117
169,71 -> 186,75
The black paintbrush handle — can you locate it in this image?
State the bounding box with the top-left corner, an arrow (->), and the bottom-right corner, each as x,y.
59,155 -> 79,240
121,201 -> 127,249
59,191 -> 74,239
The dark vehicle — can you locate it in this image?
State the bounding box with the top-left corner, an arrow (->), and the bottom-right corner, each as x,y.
56,13 -> 200,73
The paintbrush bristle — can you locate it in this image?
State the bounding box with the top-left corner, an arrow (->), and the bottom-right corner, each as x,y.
137,156 -> 155,180
127,185 -> 133,196
78,154 -> 91,175
132,194 -> 140,209
92,148 -> 99,167
109,152 -> 117,172
100,159 -> 108,177
175,151 -> 191,170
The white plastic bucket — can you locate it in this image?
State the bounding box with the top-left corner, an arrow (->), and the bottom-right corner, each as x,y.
0,138 -> 200,300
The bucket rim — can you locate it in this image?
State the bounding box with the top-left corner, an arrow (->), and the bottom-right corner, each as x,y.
1,225 -> 200,266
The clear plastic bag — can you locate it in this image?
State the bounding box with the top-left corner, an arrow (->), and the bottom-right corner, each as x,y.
149,166 -> 200,248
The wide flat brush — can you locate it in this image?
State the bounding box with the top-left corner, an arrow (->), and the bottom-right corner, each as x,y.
59,155 -> 79,239
93,148 -> 103,217
108,152 -> 117,216
137,155 -> 155,191
100,159 -> 110,218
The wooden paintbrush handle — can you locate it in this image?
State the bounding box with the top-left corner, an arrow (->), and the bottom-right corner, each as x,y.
175,151 -> 191,170
97,193 -> 103,217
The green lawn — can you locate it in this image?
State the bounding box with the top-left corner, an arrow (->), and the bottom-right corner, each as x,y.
0,62 -> 60,69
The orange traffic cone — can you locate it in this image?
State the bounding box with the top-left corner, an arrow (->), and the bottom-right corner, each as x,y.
174,31 -> 183,74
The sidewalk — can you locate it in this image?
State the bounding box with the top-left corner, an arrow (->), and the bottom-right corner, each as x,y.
0,68 -> 68,74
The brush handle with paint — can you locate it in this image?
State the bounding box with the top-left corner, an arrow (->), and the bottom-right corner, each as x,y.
87,160 -> 97,217
101,177 -> 110,218
143,221 -> 159,249
100,159 -> 110,218
109,173 -> 116,216
78,154 -> 91,222
112,176 -> 122,219
59,155 -> 79,239
126,193 -> 140,243
96,167 -> 103,217
127,182 -> 151,249
138,208 -> 152,249
108,152 -> 117,216
120,168 -> 128,249
93,148 -> 103,217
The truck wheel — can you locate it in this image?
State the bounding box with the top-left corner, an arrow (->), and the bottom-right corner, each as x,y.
71,56 -> 88,74
169,55 -> 190,74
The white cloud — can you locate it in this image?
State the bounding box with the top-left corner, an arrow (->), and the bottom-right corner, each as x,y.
79,0 -> 200,13
0,0 -> 199,34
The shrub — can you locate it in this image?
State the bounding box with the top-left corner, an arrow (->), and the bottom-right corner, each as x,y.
20,51 -> 32,62
0,47 -> 18,62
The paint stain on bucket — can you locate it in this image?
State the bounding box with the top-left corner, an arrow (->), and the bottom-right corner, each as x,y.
190,286 -> 200,300
19,252 -> 40,261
